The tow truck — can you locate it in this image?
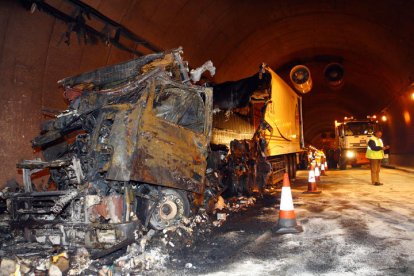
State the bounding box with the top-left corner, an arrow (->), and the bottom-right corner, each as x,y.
335,116 -> 378,169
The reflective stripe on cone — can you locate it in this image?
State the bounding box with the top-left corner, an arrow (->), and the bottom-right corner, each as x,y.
321,164 -> 327,176
304,168 -> 322,194
308,170 -> 316,182
315,166 -> 321,181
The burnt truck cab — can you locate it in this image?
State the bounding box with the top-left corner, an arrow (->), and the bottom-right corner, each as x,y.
7,49 -> 213,248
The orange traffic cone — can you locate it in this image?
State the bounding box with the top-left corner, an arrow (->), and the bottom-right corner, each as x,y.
304,162 -> 321,194
315,165 -> 321,181
321,163 -> 327,176
273,173 -> 303,234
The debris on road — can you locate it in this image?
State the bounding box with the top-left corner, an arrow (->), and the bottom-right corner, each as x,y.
0,189 -> 261,274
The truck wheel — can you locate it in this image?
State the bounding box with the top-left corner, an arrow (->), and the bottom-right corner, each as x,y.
149,188 -> 190,230
285,154 -> 297,179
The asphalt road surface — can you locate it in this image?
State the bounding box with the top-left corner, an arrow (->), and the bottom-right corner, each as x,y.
166,167 -> 414,276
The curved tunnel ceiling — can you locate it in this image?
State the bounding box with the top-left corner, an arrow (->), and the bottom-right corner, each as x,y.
1,0 -> 414,186
62,0 -> 414,141
40,1 -> 414,121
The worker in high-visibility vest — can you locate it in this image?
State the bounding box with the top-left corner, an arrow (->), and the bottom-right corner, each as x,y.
366,130 -> 390,186
314,150 -> 322,167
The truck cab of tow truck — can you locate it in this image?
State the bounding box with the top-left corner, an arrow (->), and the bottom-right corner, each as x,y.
335,116 -> 378,169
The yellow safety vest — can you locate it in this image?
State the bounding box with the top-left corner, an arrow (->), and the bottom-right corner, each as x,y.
366,136 -> 384,159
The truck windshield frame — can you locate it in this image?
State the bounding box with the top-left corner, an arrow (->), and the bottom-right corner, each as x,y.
152,82 -> 207,134
343,122 -> 376,136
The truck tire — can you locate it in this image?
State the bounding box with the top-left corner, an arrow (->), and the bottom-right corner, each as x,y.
285,154 -> 297,180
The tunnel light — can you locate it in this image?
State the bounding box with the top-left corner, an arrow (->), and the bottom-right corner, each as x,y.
411,92 -> 414,101
381,115 -> 387,122
404,111 -> 411,125
346,150 -> 356,159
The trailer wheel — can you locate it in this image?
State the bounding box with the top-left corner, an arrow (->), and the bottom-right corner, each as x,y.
285,154 -> 297,179
149,188 -> 190,230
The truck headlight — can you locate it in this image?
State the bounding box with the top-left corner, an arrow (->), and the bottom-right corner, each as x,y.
346,150 -> 356,158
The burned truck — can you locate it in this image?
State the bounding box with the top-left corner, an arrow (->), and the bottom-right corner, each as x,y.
7,49 -> 215,247
5,48 -> 304,248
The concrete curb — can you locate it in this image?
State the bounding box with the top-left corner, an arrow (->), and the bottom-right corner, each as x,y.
382,164 -> 414,174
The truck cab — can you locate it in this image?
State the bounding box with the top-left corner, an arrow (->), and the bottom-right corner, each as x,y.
6,49 -> 215,248
335,117 -> 378,169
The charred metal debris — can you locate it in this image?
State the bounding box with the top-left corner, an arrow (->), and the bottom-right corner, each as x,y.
0,47 -> 276,274
20,0 -> 162,55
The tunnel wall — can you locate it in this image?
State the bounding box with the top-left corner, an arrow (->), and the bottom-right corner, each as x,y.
0,1 -> 53,188
383,93 -> 414,167
0,1 -> 134,188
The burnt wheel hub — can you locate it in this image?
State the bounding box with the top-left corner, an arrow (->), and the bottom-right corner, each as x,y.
159,200 -> 178,220
149,188 -> 189,230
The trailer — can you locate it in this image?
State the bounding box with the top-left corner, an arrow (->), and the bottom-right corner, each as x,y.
211,67 -> 304,194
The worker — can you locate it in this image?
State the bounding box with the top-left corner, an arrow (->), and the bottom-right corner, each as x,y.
314,149 -> 322,167
318,149 -> 326,164
365,130 -> 390,186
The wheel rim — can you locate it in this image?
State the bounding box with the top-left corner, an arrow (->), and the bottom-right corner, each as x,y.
149,189 -> 189,230
159,198 -> 178,220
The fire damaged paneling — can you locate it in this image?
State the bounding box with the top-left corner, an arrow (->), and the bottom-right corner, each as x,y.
130,79 -> 212,193
4,48 -> 215,247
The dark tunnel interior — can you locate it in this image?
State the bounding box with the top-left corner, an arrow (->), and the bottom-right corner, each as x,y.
1,0 -> 414,187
